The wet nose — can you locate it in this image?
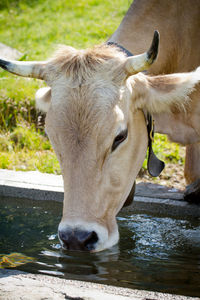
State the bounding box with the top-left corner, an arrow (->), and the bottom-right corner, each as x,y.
58,229 -> 98,251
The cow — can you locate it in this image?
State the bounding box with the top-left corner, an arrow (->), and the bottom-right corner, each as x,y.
110,0 -> 200,202
0,0 -> 200,252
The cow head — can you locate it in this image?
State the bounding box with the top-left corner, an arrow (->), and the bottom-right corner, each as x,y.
1,32 -> 200,252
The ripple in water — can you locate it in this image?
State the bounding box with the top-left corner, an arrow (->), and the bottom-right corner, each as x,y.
0,197 -> 199,297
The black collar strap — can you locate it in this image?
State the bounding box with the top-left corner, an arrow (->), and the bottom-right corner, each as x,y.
146,113 -> 165,176
107,41 -> 165,177
107,41 -> 134,58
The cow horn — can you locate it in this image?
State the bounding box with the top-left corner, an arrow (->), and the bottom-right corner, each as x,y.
125,30 -> 159,75
0,59 -> 46,79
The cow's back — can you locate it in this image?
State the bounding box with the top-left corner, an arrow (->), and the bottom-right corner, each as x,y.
110,0 -> 200,75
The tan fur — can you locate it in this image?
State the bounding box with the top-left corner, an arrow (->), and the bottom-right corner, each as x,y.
110,0 -> 200,185
110,0 -> 200,74
185,143 -> 200,183
130,69 -> 200,114
45,44 -> 126,87
33,42 -> 200,251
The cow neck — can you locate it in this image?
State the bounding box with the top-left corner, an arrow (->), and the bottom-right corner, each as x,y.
107,41 -> 165,177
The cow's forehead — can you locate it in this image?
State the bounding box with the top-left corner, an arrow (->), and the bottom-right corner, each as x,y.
45,44 -> 129,142
46,43 -> 127,92
51,75 -> 121,107
49,79 -> 126,134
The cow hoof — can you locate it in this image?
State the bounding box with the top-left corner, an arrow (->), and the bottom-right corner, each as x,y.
184,178 -> 200,204
123,181 -> 136,207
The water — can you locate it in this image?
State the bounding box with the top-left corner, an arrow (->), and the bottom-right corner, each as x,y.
0,196 -> 200,297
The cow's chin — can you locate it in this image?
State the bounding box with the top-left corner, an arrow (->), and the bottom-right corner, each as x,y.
94,224 -> 119,253
58,219 -> 119,253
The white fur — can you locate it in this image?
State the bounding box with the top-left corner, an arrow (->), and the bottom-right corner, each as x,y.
35,87 -> 51,112
148,67 -> 200,114
131,67 -> 200,114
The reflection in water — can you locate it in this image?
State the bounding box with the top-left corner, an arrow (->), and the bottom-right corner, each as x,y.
0,197 -> 200,297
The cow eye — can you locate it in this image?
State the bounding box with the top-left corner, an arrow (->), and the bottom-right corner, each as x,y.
111,129 -> 128,152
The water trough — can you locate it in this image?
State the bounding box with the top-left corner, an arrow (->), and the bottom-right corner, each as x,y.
0,169 -> 200,300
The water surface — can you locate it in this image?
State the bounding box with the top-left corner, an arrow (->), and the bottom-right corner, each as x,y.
0,196 -> 199,297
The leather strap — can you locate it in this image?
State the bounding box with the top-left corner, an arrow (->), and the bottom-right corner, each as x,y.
107,41 -> 134,57
146,113 -> 165,177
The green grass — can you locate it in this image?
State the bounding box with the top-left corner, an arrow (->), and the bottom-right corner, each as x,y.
0,0 -> 130,58
0,123 -> 60,173
143,133 -> 185,169
0,0 -> 184,174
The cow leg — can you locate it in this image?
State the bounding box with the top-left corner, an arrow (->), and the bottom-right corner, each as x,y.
184,143 -> 200,203
123,181 -> 136,207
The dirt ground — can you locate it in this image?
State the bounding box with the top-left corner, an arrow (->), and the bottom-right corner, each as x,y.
137,163 -> 185,191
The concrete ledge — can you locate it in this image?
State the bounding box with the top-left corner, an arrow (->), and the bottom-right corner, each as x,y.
0,269 -> 199,300
0,169 -> 64,201
0,169 -> 200,217
124,196 -> 200,217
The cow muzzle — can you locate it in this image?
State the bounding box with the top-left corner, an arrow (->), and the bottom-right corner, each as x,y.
58,229 -> 98,251
58,220 -> 119,252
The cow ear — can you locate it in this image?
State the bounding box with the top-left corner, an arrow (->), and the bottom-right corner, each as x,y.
35,87 -> 51,113
131,67 -> 200,113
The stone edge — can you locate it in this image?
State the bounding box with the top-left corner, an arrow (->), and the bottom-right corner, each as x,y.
0,169 -> 200,217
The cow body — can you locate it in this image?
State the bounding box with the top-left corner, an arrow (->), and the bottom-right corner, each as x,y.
110,0 -> 200,188
1,0 -> 200,251
111,0 -> 200,74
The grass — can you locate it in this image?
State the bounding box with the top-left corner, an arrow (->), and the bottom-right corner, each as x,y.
0,0 -> 184,174
0,122 -> 60,173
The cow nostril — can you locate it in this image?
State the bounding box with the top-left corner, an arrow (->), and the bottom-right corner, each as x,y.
59,229 -> 98,251
84,231 -> 98,250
